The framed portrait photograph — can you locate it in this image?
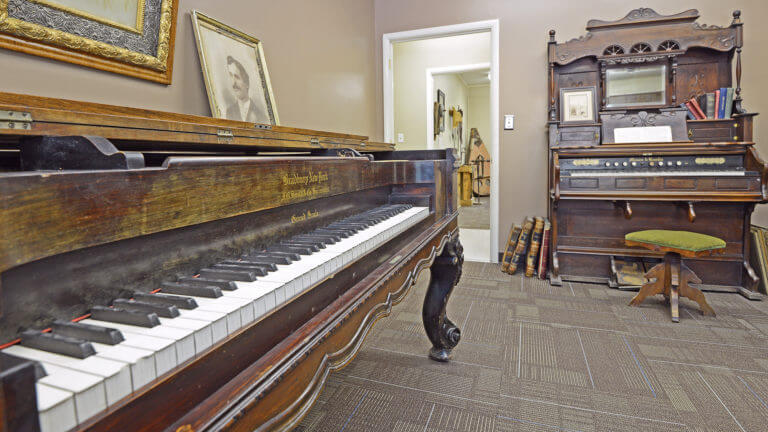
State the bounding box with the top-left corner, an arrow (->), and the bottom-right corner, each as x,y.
0,0 -> 178,83
560,86 -> 597,124
191,10 -> 278,126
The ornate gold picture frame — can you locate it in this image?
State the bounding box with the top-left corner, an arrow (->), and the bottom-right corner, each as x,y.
191,10 -> 279,125
0,0 -> 178,84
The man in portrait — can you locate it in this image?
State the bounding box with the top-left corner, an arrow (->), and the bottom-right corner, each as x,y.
224,55 -> 268,123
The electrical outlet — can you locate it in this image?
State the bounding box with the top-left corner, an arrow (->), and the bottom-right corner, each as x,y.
504,115 -> 514,130
397,133 -> 405,143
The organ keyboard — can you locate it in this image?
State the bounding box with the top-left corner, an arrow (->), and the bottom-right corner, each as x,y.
0,93 -> 464,432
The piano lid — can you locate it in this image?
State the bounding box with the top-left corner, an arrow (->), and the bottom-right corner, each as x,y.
0,92 -> 394,153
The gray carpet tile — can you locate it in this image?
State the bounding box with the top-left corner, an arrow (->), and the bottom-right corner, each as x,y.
294,262 -> 768,431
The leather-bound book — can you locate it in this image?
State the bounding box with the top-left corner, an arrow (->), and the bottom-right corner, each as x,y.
724,87 -> 735,119
689,97 -> 706,120
705,92 -> 716,119
508,217 -> 534,274
501,224 -> 522,272
525,217 -> 545,277
537,220 -> 551,279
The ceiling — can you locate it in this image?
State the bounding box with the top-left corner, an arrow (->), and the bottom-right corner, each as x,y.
460,69 -> 490,86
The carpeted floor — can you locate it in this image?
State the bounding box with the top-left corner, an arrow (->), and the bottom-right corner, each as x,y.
458,197 -> 490,230
295,261 -> 768,431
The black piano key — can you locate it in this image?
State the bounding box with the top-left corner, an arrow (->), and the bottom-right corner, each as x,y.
177,277 -> 238,291
241,253 -> 293,265
314,228 -> 353,238
133,292 -> 198,309
198,268 -> 258,282
0,352 -> 48,380
162,282 -> 222,298
325,226 -> 361,235
282,241 -> 322,251
91,306 -> 160,328
51,320 -> 124,345
221,259 -> 278,271
20,330 -> 95,359
212,263 -> 270,276
330,221 -> 368,229
266,244 -> 313,256
112,299 -> 180,318
295,233 -> 340,243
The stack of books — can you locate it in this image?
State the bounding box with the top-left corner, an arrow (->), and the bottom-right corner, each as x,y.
501,217 -> 551,279
682,87 -> 735,120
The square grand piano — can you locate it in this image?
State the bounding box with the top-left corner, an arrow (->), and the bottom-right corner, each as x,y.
0,93 -> 464,432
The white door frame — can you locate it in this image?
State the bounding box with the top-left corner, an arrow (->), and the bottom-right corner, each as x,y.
383,20 -> 500,263
425,62 -> 490,149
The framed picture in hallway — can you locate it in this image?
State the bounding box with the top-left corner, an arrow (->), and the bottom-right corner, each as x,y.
434,89 -> 446,136
192,10 -> 279,125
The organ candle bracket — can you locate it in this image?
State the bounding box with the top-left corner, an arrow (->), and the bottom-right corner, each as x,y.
546,8 -> 768,298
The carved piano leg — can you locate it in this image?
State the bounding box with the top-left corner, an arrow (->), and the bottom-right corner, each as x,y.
422,236 -> 463,362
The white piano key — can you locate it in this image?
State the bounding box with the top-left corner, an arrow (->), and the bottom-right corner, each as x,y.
165,294 -> 255,330
36,383 -> 77,432
229,280 -> 283,316
6,345 -> 131,406
91,343 -> 156,390
172,309 -> 228,342
112,332 -> 177,376
156,316 -> 213,353
81,319 -> 195,365
38,362 -> 106,424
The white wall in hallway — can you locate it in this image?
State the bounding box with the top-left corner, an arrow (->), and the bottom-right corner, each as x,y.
393,32 -> 490,150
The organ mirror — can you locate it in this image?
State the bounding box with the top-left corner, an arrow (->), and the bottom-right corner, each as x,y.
604,64 -> 667,109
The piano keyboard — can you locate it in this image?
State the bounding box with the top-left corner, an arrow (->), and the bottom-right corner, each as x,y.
3,204 -> 429,432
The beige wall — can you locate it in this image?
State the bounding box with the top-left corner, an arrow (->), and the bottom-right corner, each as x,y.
432,74 -> 469,150
393,33 -> 490,150
375,0 -> 768,248
0,0 -> 378,136
467,84 -> 490,163
4,1 -> 768,243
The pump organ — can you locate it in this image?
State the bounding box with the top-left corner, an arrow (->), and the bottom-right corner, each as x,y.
547,9 -> 768,296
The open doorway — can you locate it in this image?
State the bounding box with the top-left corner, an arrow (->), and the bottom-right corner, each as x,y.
427,65 -> 491,262
383,21 -> 499,262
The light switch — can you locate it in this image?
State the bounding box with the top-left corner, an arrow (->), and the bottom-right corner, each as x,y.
397,133 -> 405,143
504,115 -> 514,130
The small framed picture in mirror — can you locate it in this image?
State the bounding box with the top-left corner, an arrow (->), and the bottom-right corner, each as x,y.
560,86 -> 597,124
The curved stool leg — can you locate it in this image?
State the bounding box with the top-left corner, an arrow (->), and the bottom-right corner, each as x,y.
679,263 -> 716,316
629,262 -> 666,307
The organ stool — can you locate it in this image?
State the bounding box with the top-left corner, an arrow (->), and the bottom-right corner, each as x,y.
625,230 -> 724,322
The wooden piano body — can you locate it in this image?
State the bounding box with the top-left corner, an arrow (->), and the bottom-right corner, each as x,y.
0,93 -> 464,431
547,9 -> 767,297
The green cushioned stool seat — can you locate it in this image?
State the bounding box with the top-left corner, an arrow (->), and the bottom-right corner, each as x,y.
626,229 -> 720,323
625,230 -> 725,252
